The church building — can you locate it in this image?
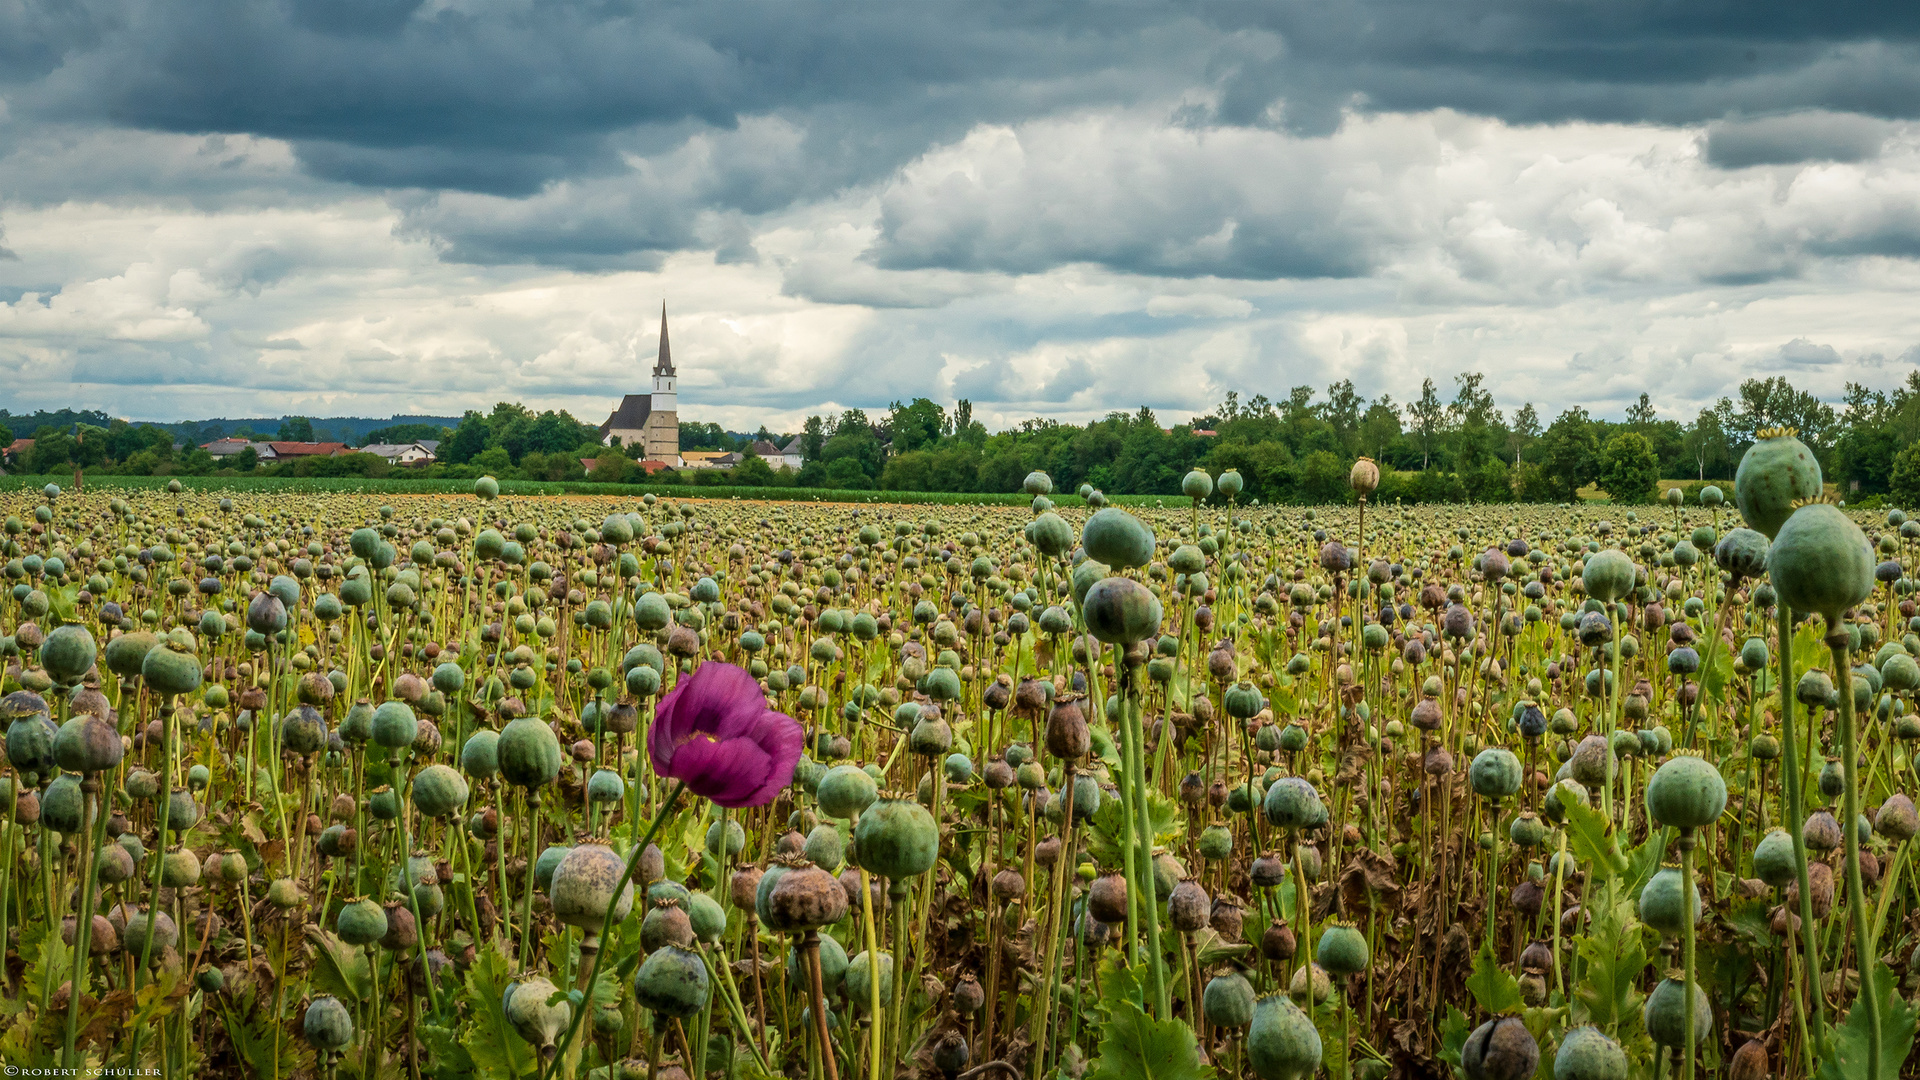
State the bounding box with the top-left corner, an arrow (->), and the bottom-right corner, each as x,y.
599,304 -> 681,466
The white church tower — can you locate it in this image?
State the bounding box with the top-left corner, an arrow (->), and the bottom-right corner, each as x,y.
597,303 -> 682,466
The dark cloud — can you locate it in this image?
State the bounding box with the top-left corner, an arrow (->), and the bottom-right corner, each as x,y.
16,2 -> 1920,200
1704,112 -> 1893,167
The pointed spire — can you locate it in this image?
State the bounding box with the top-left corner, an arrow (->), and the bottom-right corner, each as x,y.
653,302 -> 675,377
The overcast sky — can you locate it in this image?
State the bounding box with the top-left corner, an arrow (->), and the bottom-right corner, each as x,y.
3,2 -> 1920,432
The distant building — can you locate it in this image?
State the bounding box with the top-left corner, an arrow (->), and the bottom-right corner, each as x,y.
680,450 -> 734,469
200,438 -> 256,460
599,305 -> 681,467
776,437 -> 805,471
260,442 -> 348,460
359,442 -> 439,466
4,438 -> 32,467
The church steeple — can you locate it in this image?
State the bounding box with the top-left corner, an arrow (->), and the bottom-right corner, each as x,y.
653,303 -> 675,377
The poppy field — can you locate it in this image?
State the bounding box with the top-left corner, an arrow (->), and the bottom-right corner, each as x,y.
0,428 -> 1917,1079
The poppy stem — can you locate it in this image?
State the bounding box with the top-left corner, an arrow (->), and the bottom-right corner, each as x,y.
539,779 -> 686,1080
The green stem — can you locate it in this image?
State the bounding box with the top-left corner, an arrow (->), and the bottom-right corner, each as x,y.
1680,832 -> 1698,1080
539,780 -> 685,1080
1777,605 -> 1826,1048
1831,634 -> 1880,1080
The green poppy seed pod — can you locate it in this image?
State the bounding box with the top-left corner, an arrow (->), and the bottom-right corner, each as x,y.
632,944 -> 709,1018
279,704 -> 328,757
1644,753 -> 1727,830
460,729 -> 499,779
497,716 -> 562,789
474,475 -> 500,501
1169,544 -> 1205,574
1552,1025 -> 1628,1080
370,701 -> 417,750
6,711 -> 58,779
1217,469 -> 1244,497
633,591 -> 671,631
1025,511 -> 1073,558
39,624 -> 96,684
303,995 -> 354,1051
784,932 -> 848,988
853,794 -> 939,880
1262,777 -> 1324,831
1080,508 -> 1155,570
161,848 -> 201,888
1247,993 -> 1322,1080
1769,501 -> 1874,624
1469,748 -> 1523,801
1182,469 -> 1214,500
1581,550 -> 1637,603
1082,576 -> 1163,645
1203,971 -> 1256,1028
1714,528 -> 1771,579
1316,922 -> 1369,975
817,764 -> 879,820
336,897 -> 387,946
410,764 -> 469,818
1876,793 -> 1919,841
1735,428 -> 1823,539
1462,1016 -> 1539,1080
549,844 -> 635,932
846,951 -> 894,1010
1643,977 -> 1711,1048
141,641 -> 201,697
804,823 -> 845,871
1638,866 -> 1701,935
503,975 -> 570,1050
1883,653 -> 1920,692
1022,470 -> 1053,496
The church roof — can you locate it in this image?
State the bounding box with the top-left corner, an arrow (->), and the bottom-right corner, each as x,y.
599,394 -> 652,434
654,303 -> 675,377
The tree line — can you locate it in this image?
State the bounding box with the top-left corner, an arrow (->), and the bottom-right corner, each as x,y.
10,371 -> 1920,504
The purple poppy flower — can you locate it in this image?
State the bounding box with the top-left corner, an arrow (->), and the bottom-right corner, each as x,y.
647,661 -> 804,808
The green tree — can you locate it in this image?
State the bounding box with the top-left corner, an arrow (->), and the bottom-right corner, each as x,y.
1406,378 -> 1446,469
1624,392 -> 1656,430
1359,396 -> 1400,462
1323,380 -> 1362,454
28,426 -> 72,473
1599,430 -> 1660,504
1508,402 -> 1540,464
444,411 -> 490,464
825,456 -> 873,489
232,446 -> 259,473
1891,441 -> 1920,508
887,398 -> 947,453
277,416 -> 316,442
362,422 -> 450,445
1682,402 -> 1730,481
731,453 -> 776,487
1539,407 -> 1601,501
800,415 -> 827,462
589,453 -> 634,483
1298,450 -> 1347,503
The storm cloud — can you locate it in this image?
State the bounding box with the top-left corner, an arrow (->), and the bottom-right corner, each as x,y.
1,1 -> 1918,428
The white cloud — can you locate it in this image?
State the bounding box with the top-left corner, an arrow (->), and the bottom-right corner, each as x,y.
2,107 -> 1920,430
